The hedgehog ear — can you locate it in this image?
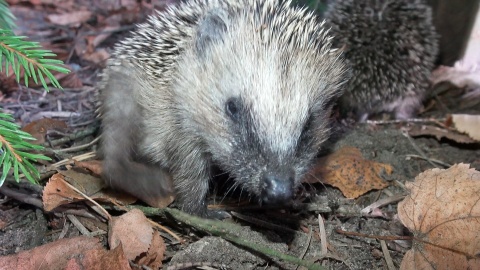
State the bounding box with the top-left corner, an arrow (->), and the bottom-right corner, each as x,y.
195,8 -> 229,56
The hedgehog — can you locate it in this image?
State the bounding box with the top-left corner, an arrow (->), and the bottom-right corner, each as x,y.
324,0 -> 438,120
99,0 -> 348,218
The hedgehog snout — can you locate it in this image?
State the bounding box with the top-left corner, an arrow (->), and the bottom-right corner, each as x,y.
261,172 -> 294,204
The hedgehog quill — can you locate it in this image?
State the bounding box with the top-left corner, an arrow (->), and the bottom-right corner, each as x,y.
325,0 -> 438,120
99,0 -> 348,218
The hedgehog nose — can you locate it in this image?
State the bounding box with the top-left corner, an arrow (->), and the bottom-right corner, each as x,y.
262,173 -> 294,204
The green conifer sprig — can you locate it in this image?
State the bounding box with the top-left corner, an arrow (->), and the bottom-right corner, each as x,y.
0,0 -> 15,31
0,0 -> 70,185
0,113 -> 51,185
0,30 -> 70,90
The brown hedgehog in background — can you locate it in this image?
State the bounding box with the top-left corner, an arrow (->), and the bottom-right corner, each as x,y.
325,0 -> 438,120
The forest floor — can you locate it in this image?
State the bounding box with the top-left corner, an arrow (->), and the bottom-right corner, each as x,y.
0,0 -> 479,269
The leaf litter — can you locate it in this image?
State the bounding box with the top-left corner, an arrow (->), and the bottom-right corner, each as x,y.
0,0 -> 479,269
398,163 -> 480,270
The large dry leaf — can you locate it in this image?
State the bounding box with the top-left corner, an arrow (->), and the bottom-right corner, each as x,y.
305,146 -> 391,198
65,242 -> 131,270
451,114 -> 480,141
43,173 -> 86,211
47,10 -> 93,26
0,236 -> 101,269
22,118 -> 67,145
109,209 -> 165,268
43,171 -> 135,211
431,63 -> 480,90
407,124 -> 476,144
398,164 -> 480,270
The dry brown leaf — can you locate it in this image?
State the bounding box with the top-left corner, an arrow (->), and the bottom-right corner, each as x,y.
74,160 -> 103,176
398,164 -> 480,270
43,170 -> 137,210
21,118 -> 67,144
407,124 -> 476,144
43,173 -> 85,211
431,64 -> 480,90
60,166 -> 137,205
60,168 -> 105,193
305,146 -> 391,198
0,236 -> 101,270
65,243 -> 131,270
59,72 -> 84,88
135,230 -> 166,269
109,209 -> 153,260
83,48 -> 111,64
451,114 -> 480,141
47,10 -> 93,26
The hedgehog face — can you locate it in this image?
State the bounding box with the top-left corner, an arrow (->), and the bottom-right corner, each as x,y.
172,5 -> 346,204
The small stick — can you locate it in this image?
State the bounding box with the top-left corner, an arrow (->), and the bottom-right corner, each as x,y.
401,130 -> 439,168
67,214 -> 91,236
296,225 -> 313,270
63,180 -> 111,221
380,240 -> 396,270
318,214 -> 328,257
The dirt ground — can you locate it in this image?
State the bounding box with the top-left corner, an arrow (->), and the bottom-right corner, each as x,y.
0,0 -> 479,269
1,88 -> 478,269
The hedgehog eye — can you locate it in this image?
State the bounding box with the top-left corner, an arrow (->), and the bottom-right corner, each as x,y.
225,97 -> 241,121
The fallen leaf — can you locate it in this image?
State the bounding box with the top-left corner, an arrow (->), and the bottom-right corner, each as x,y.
407,124 -> 476,144
22,118 -> 67,144
83,48 -> 111,65
135,230 -> 166,269
43,173 -> 85,211
451,114 -> 480,141
59,72 -> 84,88
109,209 -> 153,260
305,146 -> 391,198
60,169 -> 105,194
0,236 -> 101,270
47,10 -> 93,26
431,64 -> 480,90
75,160 -> 103,176
398,164 -> 480,270
65,242 -> 131,270
43,171 -> 136,211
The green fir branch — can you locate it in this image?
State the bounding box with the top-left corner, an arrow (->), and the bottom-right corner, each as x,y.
0,0 -> 16,31
0,113 -> 51,185
0,0 -> 70,186
0,30 -> 70,91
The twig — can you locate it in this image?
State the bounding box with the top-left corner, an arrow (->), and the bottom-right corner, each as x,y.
405,154 -> 451,168
336,229 -> 412,241
52,136 -> 100,153
0,184 -> 98,219
62,180 -> 111,221
49,151 -> 97,169
361,194 -> 406,216
147,219 -> 183,243
167,262 -> 228,270
296,225 -> 313,270
318,215 -> 328,257
364,117 -> 446,125
58,220 -> 70,239
380,240 -> 396,270
401,129 -> 439,168
47,126 -> 98,147
166,208 -> 325,270
0,185 -> 43,208
67,214 -> 91,236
